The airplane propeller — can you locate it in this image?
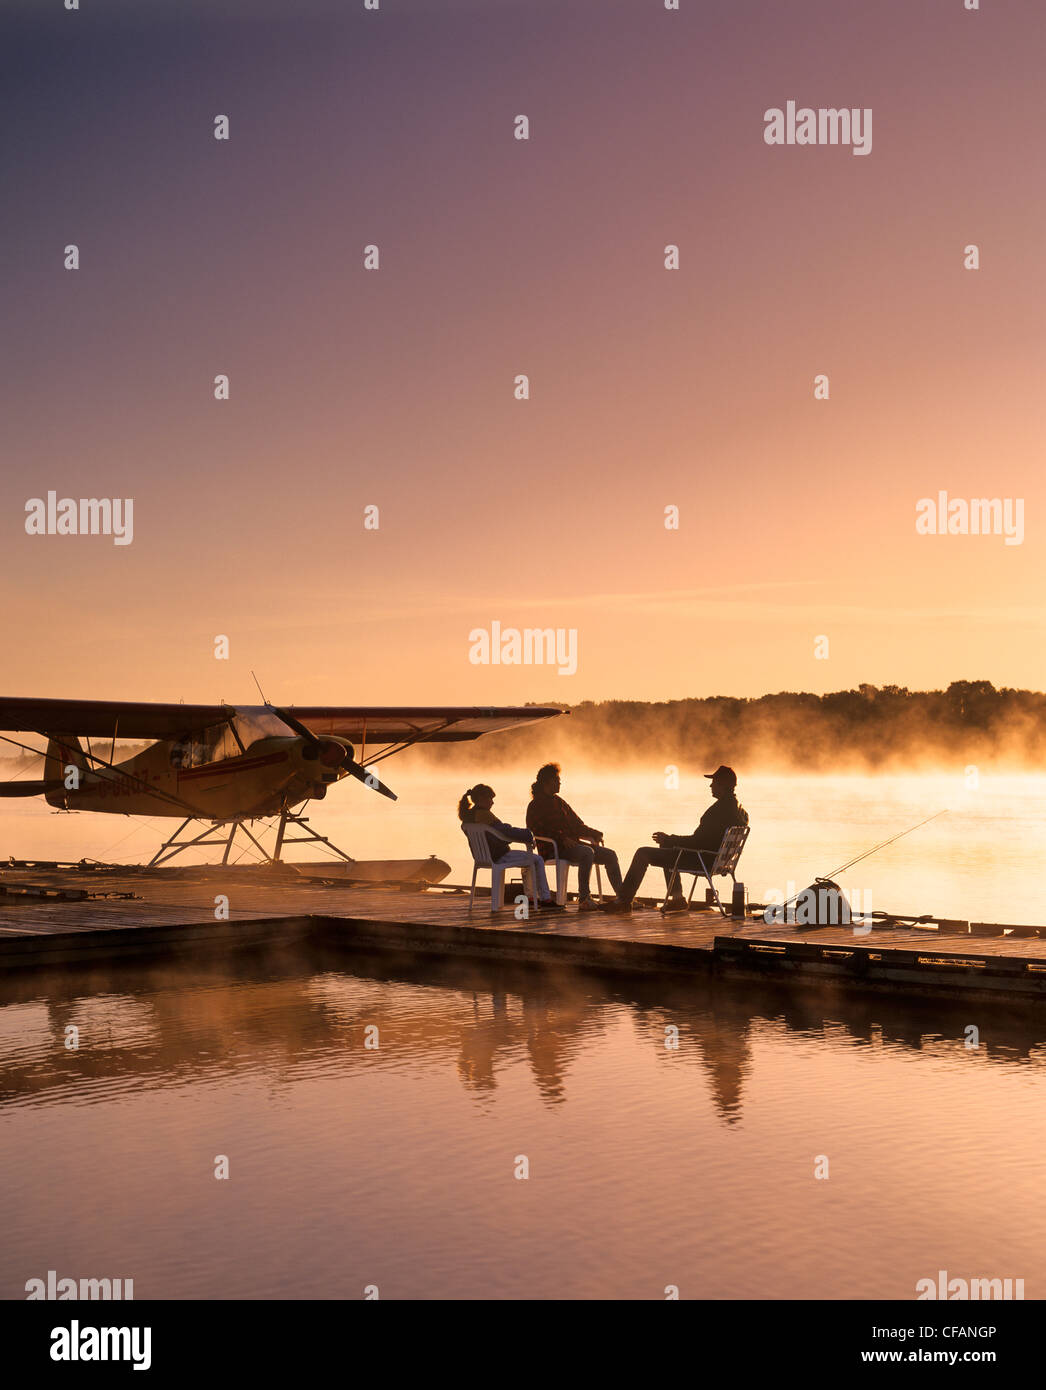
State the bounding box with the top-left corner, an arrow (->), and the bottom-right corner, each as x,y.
274,707 -> 397,801
342,759 -> 398,801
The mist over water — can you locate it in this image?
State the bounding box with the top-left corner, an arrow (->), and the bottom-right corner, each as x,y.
404,685 -> 1046,776
3,766 -> 1041,925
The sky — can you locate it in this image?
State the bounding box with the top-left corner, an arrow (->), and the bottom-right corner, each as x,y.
2,0 -> 1043,707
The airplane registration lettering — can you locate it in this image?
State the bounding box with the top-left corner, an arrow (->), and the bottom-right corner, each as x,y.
95,772 -> 154,800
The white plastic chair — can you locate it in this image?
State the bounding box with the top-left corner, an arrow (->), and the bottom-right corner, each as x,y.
662,824 -> 750,916
463,823 -> 539,915
533,836 -> 604,905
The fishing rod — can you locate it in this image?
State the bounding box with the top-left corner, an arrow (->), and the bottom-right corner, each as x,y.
824,810 -> 948,880
780,809 -> 947,911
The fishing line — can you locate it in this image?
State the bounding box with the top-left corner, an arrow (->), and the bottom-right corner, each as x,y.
781,809 -> 948,910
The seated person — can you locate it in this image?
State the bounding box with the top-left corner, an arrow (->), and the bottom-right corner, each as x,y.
458,784 -> 564,912
610,765 -> 748,912
525,763 -> 625,911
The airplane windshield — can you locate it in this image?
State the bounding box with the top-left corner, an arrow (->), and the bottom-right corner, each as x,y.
231,706 -> 294,749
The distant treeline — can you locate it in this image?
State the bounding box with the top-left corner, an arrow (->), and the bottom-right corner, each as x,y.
3,692 -> 1039,776
411,683 -> 1046,773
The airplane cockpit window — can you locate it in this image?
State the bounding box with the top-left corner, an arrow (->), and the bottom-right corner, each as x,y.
231,707 -> 294,750
170,723 -> 238,769
194,724 -> 238,765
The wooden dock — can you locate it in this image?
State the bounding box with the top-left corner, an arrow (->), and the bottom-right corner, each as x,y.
2,862 -> 1046,1003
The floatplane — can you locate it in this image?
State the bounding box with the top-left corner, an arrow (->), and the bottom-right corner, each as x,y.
0,697 -> 561,877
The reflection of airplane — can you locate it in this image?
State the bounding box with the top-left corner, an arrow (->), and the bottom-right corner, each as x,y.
0,697 -> 561,867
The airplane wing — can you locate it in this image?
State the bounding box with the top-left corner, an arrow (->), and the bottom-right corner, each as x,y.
0,698 -> 564,746
0,697 -> 227,739
285,706 -> 564,748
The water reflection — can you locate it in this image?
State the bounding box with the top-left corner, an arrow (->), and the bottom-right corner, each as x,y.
2,943 -> 1045,1121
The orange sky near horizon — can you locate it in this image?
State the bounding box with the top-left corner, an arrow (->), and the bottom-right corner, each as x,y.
2,0 -> 1043,708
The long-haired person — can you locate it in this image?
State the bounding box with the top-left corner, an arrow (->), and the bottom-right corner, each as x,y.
458,784 -> 564,912
525,763 -> 625,911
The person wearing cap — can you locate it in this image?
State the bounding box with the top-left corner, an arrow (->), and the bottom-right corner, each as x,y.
608,765 -> 748,912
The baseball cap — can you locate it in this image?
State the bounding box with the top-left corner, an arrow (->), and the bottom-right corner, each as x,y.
704,765 -> 737,788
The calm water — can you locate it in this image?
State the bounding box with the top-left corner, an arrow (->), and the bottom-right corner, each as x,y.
2,949 -> 1045,1300
2,771 -> 1045,1299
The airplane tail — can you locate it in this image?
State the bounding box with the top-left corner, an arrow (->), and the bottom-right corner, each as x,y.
44,735 -> 88,808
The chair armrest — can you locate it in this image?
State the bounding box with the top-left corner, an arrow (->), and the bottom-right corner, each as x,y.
533,835 -> 559,858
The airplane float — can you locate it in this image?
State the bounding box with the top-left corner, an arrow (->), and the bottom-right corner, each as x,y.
0,698 -> 562,876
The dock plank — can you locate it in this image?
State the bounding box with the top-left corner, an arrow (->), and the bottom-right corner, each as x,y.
3,865 -> 1046,1000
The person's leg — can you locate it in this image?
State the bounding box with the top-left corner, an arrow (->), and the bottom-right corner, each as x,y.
620,846 -> 658,903
593,845 -> 624,897
571,842 -> 595,901
528,853 -> 551,901
663,859 -> 685,901
499,849 -> 551,902
663,850 -> 709,905
662,856 -> 691,911
619,846 -> 685,904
